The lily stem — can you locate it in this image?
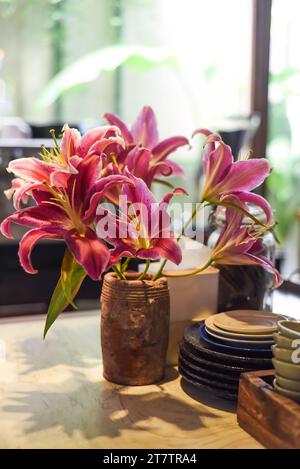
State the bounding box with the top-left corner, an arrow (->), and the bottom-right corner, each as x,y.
138,259 -> 150,280
121,257 -> 130,273
152,201 -> 205,281
177,202 -> 204,241
207,199 -> 273,229
162,259 -> 213,278
112,265 -> 126,280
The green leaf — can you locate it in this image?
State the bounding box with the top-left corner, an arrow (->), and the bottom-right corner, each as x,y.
60,248 -> 80,308
270,68 -> 300,84
43,249 -> 87,338
267,166 -> 300,241
36,45 -> 177,107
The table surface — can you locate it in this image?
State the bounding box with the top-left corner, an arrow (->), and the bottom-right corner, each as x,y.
0,289 -> 297,449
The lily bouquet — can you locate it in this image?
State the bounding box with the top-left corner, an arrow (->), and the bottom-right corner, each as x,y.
1,107 -> 282,338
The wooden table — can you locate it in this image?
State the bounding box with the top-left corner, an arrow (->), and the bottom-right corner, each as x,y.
0,310 -> 264,449
1,288 -> 296,450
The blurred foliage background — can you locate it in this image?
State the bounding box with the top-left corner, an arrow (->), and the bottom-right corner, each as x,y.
1,0 -> 300,275
267,0 -> 300,259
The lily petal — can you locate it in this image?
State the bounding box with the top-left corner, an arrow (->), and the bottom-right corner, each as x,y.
19,228 -> 60,274
160,187 -> 188,207
126,147 -> 151,182
65,228 -> 110,280
213,196 -> 245,252
96,206 -> 138,244
123,169 -> 152,199
151,187 -> 188,238
192,129 -> 221,171
215,158 -> 271,194
7,157 -> 55,183
192,128 -> 220,140
104,112 -> 134,145
131,106 -> 159,149
108,243 -> 136,267
150,159 -> 185,183
139,237 -> 182,265
214,252 -> 282,288
231,191 -> 274,224
86,136 -> 126,158
77,126 -> 121,158
151,136 -> 189,162
4,178 -> 40,210
0,204 -> 68,238
160,159 -> 185,177
244,254 -> 283,288
71,154 -> 102,211
61,124 -> 81,160
203,143 -> 233,196
49,164 -> 78,187
83,173 -> 133,223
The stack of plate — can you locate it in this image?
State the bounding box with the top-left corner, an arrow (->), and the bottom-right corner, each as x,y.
179,310 -> 286,401
272,320 -> 300,403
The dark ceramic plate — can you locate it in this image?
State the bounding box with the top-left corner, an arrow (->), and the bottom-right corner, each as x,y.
179,365 -> 238,401
179,352 -> 240,385
183,323 -> 273,367
199,323 -> 273,357
179,359 -> 238,391
179,341 -> 253,375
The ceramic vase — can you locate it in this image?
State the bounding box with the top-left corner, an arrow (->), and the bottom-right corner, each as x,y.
100,272 -> 170,385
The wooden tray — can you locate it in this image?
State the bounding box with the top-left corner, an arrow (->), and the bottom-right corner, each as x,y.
237,369 -> 300,449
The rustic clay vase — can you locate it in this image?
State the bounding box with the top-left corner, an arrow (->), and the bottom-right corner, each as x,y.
100,272 -> 170,385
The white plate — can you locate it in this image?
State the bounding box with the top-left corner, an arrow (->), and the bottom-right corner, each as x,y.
205,315 -> 274,340
213,310 -> 286,334
205,326 -> 274,346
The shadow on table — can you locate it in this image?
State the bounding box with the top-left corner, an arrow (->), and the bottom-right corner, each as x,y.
16,322 -> 100,374
2,368 -> 222,441
180,378 -> 237,413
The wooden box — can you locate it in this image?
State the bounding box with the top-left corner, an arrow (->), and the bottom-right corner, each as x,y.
237,370 -> 300,449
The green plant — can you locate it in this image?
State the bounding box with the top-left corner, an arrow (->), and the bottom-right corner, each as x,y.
267,160 -> 300,241
36,45 -> 177,108
267,67 -> 300,242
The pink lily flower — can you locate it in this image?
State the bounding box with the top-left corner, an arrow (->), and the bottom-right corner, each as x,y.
211,195 -> 282,288
5,125 -> 81,209
5,124 -> 125,210
5,157 -> 77,210
4,177 -> 33,210
96,171 -> 187,266
1,155 -> 131,280
64,124 -> 125,159
104,106 -> 189,187
193,129 -> 273,223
